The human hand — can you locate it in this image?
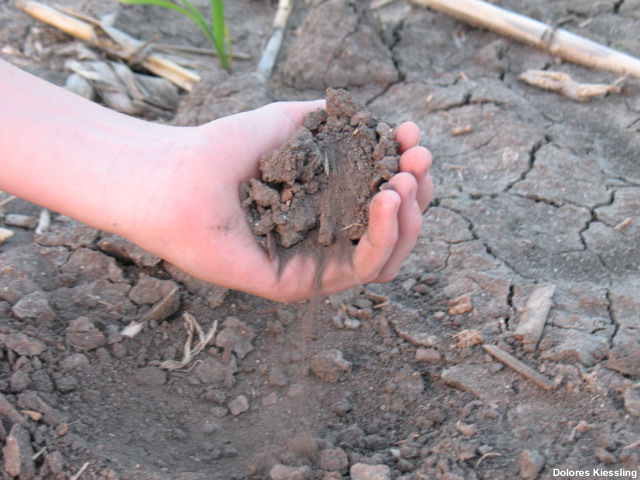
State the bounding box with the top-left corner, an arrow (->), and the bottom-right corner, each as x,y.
130,101 -> 433,302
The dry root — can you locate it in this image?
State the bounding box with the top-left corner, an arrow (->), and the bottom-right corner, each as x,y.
519,70 -> 623,102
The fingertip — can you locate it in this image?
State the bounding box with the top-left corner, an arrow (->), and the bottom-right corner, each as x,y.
370,187 -> 401,219
399,146 -> 433,178
389,171 -> 418,202
396,122 -> 420,153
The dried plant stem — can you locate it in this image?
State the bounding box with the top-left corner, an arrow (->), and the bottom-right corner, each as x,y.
411,0 -> 640,78
520,70 -> 623,102
0,195 -> 16,208
70,462 -> 90,480
15,0 -> 200,90
256,0 -> 293,82
483,344 -> 558,390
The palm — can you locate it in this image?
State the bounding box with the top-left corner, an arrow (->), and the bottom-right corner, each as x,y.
149,101 -> 433,302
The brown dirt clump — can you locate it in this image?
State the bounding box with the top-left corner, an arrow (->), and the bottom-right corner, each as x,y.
241,88 -> 400,271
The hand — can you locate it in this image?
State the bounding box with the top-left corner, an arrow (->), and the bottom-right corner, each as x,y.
0,61 -> 433,302
130,101 -> 433,302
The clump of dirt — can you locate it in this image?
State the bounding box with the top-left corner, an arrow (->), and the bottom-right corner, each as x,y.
241,88 -> 400,271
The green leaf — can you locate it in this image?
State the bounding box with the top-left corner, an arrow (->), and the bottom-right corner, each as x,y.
179,0 -> 217,53
210,0 -> 230,71
118,0 -> 230,71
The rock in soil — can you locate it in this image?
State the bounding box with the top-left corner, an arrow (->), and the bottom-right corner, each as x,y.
518,449 -> 545,480
0,333 -> 45,357
2,424 -> 35,479
228,395 -> 250,416
623,386 -> 640,417
310,349 -> 352,383
241,88 -> 399,271
318,447 -> 349,474
65,316 -> 106,351
350,463 -> 391,480
269,464 -> 312,480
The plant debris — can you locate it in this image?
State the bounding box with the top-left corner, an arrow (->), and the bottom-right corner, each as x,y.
519,70 -> 623,102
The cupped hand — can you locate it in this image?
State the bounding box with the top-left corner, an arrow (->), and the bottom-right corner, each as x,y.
136,101 -> 433,302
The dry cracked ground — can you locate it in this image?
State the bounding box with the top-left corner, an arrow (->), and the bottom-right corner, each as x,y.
0,0 -> 639,479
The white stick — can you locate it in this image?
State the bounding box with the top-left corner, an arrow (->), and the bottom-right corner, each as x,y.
412,0 -> 640,78
514,284 -> 555,352
256,0 -> 293,82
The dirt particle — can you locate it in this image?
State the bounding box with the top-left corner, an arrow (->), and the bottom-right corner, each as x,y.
623,386 -> 640,417
594,446 -> 617,464
310,349 -> 352,382
448,295 -> 473,316
415,348 -> 441,364
194,356 -> 238,388
9,371 -> 30,393
45,450 -> 64,475
215,317 -> 255,360
2,424 -> 35,479
228,395 -> 249,416
133,366 -> 167,387
66,317 -> 106,351
319,448 -> 349,474
518,450 -> 545,480
53,374 -> 78,393
396,328 -> 438,348
455,329 -> 483,349
350,462 -> 391,480
128,275 -> 178,306
456,422 -> 477,436
61,353 -> 90,371
269,464 -> 311,480
11,291 -> 52,320
0,333 -> 45,357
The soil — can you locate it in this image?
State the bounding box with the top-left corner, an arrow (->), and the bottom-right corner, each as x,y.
241,87 -> 399,267
1,0 -> 640,480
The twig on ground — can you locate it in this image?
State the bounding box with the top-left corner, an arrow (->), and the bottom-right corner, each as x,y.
476,452 -> 502,467
70,462 -> 90,480
31,447 -> 47,461
410,0 -> 640,78
519,70 -> 623,102
256,0 -> 293,82
483,344 -> 558,390
0,195 -> 17,208
623,438 -> 640,450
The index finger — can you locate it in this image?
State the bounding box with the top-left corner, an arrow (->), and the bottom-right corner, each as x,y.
396,122 -> 420,153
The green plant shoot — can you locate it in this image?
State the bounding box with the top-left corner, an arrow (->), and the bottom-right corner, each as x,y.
119,0 -> 231,71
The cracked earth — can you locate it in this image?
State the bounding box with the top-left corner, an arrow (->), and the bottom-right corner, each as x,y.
0,0 -> 639,479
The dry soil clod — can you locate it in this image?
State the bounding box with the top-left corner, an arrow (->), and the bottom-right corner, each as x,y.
241,88 -> 400,278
